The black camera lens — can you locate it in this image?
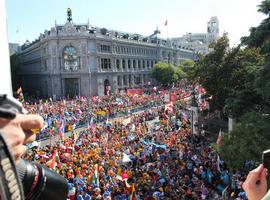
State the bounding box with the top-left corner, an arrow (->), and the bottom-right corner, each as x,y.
16,159 -> 68,200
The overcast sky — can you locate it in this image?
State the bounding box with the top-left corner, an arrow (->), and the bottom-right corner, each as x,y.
6,0 -> 266,46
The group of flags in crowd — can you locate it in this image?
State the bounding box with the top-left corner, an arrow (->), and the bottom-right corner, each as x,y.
17,82 -> 229,200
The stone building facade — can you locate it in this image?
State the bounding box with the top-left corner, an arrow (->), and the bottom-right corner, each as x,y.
171,16 -> 219,55
17,15 -> 195,98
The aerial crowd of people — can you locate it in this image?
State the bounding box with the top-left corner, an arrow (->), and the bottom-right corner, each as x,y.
22,85 -> 250,200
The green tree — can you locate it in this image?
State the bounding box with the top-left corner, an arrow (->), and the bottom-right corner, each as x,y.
195,34 -> 230,112
220,112 -> 270,168
224,48 -> 265,117
241,0 -> 270,114
195,34 -> 264,118
151,62 -> 178,85
179,60 -> 197,81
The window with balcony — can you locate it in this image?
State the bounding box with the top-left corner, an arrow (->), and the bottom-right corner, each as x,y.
128,59 -> 131,69
101,58 -> 111,70
122,59 -> 126,70
100,45 -> 111,53
133,60 -> 136,69
116,59 -> 120,70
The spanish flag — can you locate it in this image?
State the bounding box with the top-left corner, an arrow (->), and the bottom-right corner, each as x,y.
47,149 -> 59,170
16,86 -> 24,102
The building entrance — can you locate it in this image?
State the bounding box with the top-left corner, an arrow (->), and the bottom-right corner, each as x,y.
104,79 -> 110,95
65,78 -> 79,98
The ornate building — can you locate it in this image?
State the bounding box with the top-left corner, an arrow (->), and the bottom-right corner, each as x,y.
17,9 -> 196,98
171,16 -> 219,55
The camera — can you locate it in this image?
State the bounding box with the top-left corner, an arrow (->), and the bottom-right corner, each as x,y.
0,95 -> 68,200
17,160 -> 68,200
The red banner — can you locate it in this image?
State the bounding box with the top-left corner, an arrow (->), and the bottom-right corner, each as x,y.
127,89 -> 143,95
170,93 -> 177,102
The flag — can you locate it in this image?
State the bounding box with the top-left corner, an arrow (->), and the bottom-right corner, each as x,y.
16,87 -> 22,94
164,19 -> 168,26
59,121 -> 65,139
216,129 -> 222,145
122,153 -> 132,163
217,154 -> 222,172
124,179 -> 131,188
72,131 -> 78,142
16,86 -> 24,102
130,184 -> 136,200
122,117 -> 131,126
165,101 -> 173,112
48,149 -> 59,169
93,164 -> 99,187
87,119 -> 91,129
170,93 -> 177,103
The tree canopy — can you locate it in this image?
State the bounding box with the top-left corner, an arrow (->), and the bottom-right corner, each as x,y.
193,0 -> 270,168
150,62 -> 187,85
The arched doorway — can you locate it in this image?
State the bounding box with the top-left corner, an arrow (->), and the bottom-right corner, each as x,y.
65,78 -> 79,98
104,79 -> 110,96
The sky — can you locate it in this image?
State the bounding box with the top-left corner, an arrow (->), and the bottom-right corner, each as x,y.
6,0 -> 266,47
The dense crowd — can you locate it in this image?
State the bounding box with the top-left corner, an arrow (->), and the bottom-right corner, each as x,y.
23,86 -> 249,200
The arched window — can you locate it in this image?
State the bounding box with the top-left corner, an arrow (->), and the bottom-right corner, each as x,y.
63,46 -> 78,71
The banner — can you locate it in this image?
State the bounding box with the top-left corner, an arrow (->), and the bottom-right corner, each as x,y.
164,93 -> 170,102
170,93 -> 177,102
127,89 -> 142,95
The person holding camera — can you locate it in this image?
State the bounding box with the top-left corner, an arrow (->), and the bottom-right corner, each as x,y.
0,113 -> 44,162
0,98 -> 69,200
242,164 -> 269,200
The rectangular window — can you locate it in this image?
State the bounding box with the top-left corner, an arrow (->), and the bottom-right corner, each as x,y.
101,58 -> 111,69
128,60 -> 131,69
138,60 -> 141,70
100,45 -> 111,53
44,60 -> 47,71
122,59 -> 126,69
117,76 -> 121,86
123,75 -> 127,85
116,59 -> 120,69
133,60 -> 136,69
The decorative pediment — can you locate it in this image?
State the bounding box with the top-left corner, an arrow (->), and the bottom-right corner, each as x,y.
63,22 -> 76,33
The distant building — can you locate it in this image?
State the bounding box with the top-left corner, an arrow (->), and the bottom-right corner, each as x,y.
16,9 -> 196,98
171,16 -> 219,55
9,43 -> 19,55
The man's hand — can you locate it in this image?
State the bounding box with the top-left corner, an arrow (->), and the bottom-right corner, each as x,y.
243,164 -> 268,200
0,114 -> 44,161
